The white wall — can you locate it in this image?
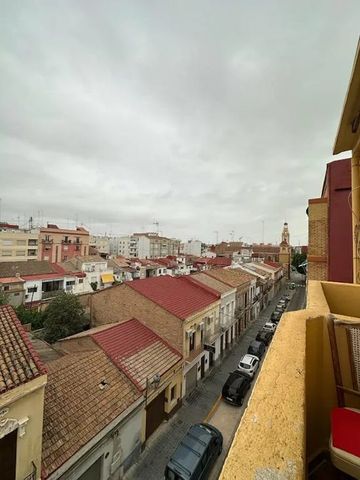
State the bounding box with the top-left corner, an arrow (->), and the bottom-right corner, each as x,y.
137,236 -> 150,259
181,240 -> 202,257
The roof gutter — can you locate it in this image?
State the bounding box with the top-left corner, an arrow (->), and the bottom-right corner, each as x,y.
47,395 -> 145,480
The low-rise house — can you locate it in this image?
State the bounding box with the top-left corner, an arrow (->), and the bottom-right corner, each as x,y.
61,255 -> 114,290
57,319 -> 183,441
90,275 -> 221,396
0,305 -> 47,479
131,259 -> 167,278
207,256 -> 232,268
238,263 -> 272,309
0,275 -> 25,306
204,269 -> 252,332
187,273 -> 237,362
0,261 -> 72,305
42,350 -> 143,480
107,256 -> 135,282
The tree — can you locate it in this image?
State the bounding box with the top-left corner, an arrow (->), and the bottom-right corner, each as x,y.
292,252 -> 307,273
0,291 -> 8,305
43,291 -> 89,343
16,305 -> 44,330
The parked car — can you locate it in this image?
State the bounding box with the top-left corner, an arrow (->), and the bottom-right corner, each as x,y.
222,370 -> 251,406
262,322 -> 277,333
284,294 -> 291,302
247,340 -> 266,359
256,330 -> 273,346
237,354 -> 260,378
275,303 -> 286,312
278,299 -> 287,307
271,312 -> 282,323
165,423 -> 223,480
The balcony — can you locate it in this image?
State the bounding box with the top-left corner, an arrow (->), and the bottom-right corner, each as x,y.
204,324 -> 221,344
219,280 -> 360,480
42,289 -> 64,300
41,238 -> 53,244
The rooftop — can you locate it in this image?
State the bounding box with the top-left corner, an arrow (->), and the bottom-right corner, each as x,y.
190,273 -> 236,295
0,261 -> 59,278
126,275 -> 219,320
92,319 -> 182,390
205,268 -> 252,288
0,305 -> 46,393
42,350 -> 141,478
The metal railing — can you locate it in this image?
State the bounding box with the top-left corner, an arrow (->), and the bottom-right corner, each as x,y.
24,462 -> 36,480
41,289 -> 64,300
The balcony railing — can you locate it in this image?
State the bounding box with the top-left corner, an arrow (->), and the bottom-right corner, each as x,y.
23,462 -> 36,480
42,289 -> 64,300
204,324 -> 221,344
41,238 -> 53,244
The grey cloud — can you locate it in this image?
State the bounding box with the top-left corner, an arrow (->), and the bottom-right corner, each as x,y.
0,0 -> 359,244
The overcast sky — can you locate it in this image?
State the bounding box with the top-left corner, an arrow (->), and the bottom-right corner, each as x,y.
0,1 -> 359,245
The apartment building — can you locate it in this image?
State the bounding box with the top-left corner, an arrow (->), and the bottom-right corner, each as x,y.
89,235 -> 110,256
180,240 -> 202,257
38,224 -> 89,263
90,275 -> 220,396
0,225 -> 39,262
308,158 -> 352,282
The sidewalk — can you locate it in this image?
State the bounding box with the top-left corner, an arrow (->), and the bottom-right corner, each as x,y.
125,288 -> 288,480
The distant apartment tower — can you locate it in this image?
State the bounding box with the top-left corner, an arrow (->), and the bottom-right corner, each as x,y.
307,158 -> 352,282
89,235 -> 110,256
110,233 -> 180,259
180,240 -> 202,257
39,224 -> 90,263
0,223 -> 39,262
133,233 -> 180,258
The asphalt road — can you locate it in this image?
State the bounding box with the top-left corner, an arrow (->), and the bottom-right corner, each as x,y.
125,276 -> 306,480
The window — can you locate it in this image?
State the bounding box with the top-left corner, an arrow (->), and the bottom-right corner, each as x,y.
63,256 -> 68,261
28,239 -> 37,246
189,331 -> 195,352
2,240 -> 13,246
28,249 -> 37,256
79,279 -> 83,284
66,280 -> 75,286
3,286 -> 9,291
1,250 -> 12,256
170,385 -> 176,401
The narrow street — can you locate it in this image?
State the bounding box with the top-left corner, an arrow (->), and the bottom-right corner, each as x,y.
125,275 -> 305,480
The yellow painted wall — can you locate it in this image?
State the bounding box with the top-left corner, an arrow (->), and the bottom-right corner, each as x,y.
0,376 -> 46,480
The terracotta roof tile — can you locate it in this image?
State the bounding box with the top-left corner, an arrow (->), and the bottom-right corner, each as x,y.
189,273 -> 235,295
0,261 -> 58,278
92,319 -> 182,391
125,275 -> 219,320
204,269 -> 252,288
0,305 -> 46,393
42,350 -> 141,478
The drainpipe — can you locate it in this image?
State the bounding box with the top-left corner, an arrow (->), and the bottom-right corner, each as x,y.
352,151 -> 360,284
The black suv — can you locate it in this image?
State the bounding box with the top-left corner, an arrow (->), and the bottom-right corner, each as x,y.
222,370 -> 251,406
165,423 -> 223,480
256,330 -> 273,346
271,311 -> 282,323
247,340 -> 266,358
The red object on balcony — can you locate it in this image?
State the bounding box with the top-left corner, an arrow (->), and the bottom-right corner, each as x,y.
331,407 -> 360,457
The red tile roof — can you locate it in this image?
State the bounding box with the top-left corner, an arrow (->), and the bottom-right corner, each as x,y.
42,351 -> 140,478
126,275 -> 219,320
92,319 -> 182,391
208,257 -> 232,267
0,277 -> 25,284
0,305 -> 46,393
264,260 -> 283,270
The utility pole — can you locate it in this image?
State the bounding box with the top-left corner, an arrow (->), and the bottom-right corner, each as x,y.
214,230 -> 219,244
261,220 -> 265,243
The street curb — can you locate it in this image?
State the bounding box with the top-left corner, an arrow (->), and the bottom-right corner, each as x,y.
204,394 -> 222,423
